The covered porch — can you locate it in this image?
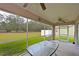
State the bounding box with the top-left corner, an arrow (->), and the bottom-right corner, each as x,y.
0,3 -> 79,56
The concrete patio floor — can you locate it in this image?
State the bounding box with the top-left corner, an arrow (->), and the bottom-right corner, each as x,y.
55,41 -> 79,56
20,40 -> 79,56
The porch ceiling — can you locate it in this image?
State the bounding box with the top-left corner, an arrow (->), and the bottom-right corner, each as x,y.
0,3 -> 79,26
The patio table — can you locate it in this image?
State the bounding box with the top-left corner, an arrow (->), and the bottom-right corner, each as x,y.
27,40 -> 59,56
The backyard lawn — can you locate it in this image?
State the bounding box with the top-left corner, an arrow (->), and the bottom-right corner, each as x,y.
0,32 -> 46,56
0,32 -> 74,56
55,36 -> 74,43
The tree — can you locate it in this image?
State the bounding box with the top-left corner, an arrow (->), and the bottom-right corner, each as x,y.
0,13 -> 51,32
15,16 -> 25,31
5,15 -> 26,32
0,21 -> 7,30
5,15 -> 16,32
0,14 -> 4,21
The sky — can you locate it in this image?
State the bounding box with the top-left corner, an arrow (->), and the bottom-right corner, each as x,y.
0,10 -> 31,22
0,10 -> 10,15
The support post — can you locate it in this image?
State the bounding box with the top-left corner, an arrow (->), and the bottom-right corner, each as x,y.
44,25 -> 46,40
59,26 -> 60,39
74,24 -> 78,45
52,26 -> 55,40
26,18 -> 28,48
67,25 -> 69,41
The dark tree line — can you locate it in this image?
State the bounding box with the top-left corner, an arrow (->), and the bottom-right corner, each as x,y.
0,14 -> 51,32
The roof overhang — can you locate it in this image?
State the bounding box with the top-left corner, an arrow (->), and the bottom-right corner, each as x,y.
0,3 -> 79,26
0,4 -> 53,25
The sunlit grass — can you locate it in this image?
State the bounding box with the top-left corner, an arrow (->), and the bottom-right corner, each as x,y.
0,32 -> 75,55
0,32 -> 46,55
0,39 -> 26,55
55,36 -> 74,43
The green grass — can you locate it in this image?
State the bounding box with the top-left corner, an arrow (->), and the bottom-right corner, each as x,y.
0,40 -> 26,55
0,32 -> 47,56
69,37 -> 74,43
0,32 -> 75,56
55,36 -> 74,43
